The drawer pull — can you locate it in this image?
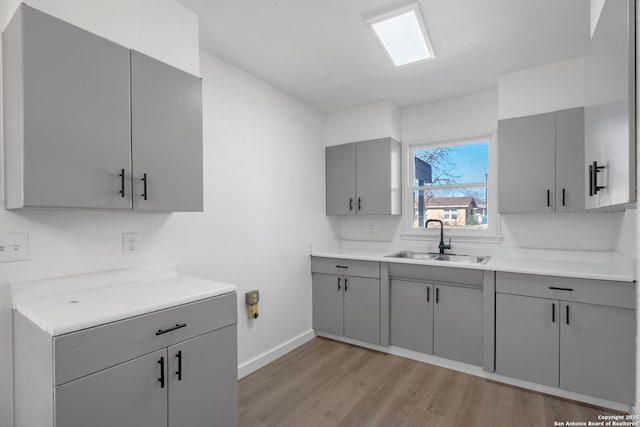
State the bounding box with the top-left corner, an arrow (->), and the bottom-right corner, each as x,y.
549,287 -> 574,292
335,265 -> 349,269
156,323 -> 187,336
175,350 -> 182,381
158,357 -> 165,388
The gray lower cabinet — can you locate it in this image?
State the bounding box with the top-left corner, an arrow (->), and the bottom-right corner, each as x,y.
390,280 -> 433,354
55,349 -> 168,427
312,272 -> 380,344
560,301 -> 635,404
495,293 -> 559,387
131,51 -> 203,212
13,293 -> 238,427
311,273 -> 344,336
343,276 -> 381,344
389,266 -> 484,367
433,284 -> 483,365
326,138 -> 401,216
495,272 -> 636,404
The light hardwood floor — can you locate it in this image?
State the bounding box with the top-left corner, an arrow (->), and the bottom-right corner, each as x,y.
239,337 -> 623,427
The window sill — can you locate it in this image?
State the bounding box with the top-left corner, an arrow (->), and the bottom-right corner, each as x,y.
399,231 -> 503,245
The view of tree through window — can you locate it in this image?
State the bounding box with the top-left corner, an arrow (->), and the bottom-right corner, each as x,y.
413,141 -> 489,230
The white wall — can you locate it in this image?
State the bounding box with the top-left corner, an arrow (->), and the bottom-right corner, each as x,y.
0,2 -> 335,426
498,58 -> 585,120
591,0 -> 607,37
325,101 -> 401,146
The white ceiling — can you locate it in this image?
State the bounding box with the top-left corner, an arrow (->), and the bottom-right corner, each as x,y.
177,0 -> 589,113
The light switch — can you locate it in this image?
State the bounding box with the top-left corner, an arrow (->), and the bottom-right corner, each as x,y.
0,232 -> 29,263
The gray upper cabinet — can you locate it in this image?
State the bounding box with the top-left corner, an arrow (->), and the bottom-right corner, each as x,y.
326,143 -> 357,215
555,108 -> 585,212
584,0 -> 635,209
560,301 -> 635,404
3,4 -> 132,210
131,51 -> 203,212
55,349 -> 167,427
433,284 -> 483,366
326,138 -> 401,216
498,108 -> 586,213
498,112 -> 556,213
2,5 -> 203,212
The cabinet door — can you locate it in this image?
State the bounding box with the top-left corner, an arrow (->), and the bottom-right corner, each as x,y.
344,276 -> 380,344
495,294 -> 559,386
326,143 -> 356,215
560,302 -> 635,404
555,108 -> 585,212
312,273 -> 344,336
390,280 -> 433,354
169,325 -> 238,427
433,285 -> 483,365
355,138 -> 401,215
498,113 -> 556,213
131,51 -> 203,212
10,5 -> 132,209
585,0 -> 635,209
55,349 -> 167,427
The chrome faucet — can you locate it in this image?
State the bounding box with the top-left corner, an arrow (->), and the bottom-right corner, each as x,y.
425,219 -> 452,255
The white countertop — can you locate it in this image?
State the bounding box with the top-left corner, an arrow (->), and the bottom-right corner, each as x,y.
12,266 -> 237,336
311,246 -> 635,282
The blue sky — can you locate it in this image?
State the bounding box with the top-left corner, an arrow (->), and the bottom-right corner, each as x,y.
416,142 -> 489,184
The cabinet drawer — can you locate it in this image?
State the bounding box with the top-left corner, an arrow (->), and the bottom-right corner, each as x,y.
311,257 -> 380,278
496,272 -> 635,309
54,293 -> 237,385
388,263 -> 483,287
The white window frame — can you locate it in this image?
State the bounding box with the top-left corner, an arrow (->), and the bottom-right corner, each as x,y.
442,208 -> 457,221
401,132 -> 501,243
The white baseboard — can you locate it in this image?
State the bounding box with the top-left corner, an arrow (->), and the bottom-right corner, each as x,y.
318,332 -> 632,413
238,330 -> 316,379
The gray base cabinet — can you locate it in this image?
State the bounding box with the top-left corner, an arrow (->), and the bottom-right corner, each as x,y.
55,349 -> 168,427
560,301 -> 635,404
495,272 -> 636,404
13,293 -> 238,427
496,293 -> 559,386
433,284 -> 483,365
388,264 -> 485,367
326,138 -> 402,216
391,280 -> 433,354
311,258 -> 381,345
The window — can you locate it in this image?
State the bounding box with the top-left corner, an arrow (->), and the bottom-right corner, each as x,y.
410,137 -> 493,232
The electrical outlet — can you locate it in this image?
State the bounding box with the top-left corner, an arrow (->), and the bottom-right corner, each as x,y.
122,233 -> 139,256
368,224 -> 376,236
0,232 -> 29,263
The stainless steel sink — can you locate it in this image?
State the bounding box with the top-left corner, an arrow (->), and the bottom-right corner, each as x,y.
385,251 -> 490,265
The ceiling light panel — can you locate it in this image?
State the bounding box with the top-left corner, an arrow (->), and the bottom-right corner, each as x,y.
367,3 -> 435,66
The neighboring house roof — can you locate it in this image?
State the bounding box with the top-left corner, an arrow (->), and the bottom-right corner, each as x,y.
427,197 -> 477,208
